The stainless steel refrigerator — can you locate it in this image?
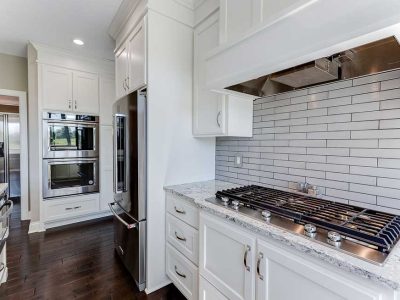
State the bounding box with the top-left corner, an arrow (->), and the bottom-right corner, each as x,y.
109,88 -> 147,291
0,114 -> 20,198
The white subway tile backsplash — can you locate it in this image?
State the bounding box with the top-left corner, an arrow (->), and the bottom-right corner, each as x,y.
353,69 -> 400,86
325,188 -> 376,204
328,82 -> 380,98
308,96 -> 351,109
327,121 -> 379,131
327,139 -> 378,148
308,114 -> 351,124
216,70 -> 400,211
381,78 -> 400,90
326,156 -> 377,167
380,119 -> 400,129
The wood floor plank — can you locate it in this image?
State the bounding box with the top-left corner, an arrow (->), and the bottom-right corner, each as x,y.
0,201 -> 185,300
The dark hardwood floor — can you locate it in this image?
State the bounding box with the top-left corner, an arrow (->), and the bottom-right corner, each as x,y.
0,200 -> 186,300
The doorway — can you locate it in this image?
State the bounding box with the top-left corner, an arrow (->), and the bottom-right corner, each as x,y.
0,90 -> 28,220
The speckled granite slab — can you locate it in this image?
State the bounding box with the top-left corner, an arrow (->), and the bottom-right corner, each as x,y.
164,180 -> 400,290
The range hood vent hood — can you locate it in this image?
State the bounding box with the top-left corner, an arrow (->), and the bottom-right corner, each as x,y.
227,37 -> 400,97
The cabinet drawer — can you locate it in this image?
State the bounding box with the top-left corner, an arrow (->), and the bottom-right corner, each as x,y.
166,193 -> 198,229
44,194 -> 99,222
166,213 -> 199,265
199,276 -> 229,300
166,243 -> 198,300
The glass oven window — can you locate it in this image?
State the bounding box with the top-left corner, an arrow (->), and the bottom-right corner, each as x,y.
50,162 -> 95,189
49,125 -> 94,151
116,116 -> 126,192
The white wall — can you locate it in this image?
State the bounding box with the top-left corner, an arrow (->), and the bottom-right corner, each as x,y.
0,53 -> 27,91
146,9 -> 215,292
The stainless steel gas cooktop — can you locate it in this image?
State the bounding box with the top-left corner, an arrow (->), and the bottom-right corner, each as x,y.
207,185 -> 400,265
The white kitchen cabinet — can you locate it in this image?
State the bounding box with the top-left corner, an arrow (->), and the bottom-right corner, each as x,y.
256,239 -> 391,300
72,71 -> 99,114
115,44 -> 129,98
42,65 -> 99,114
199,212 -> 256,300
199,276 -> 228,300
116,17 -> 147,98
128,18 -> 147,93
99,125 -> 113,211
219,0 -> 257,44
193,12 -> 255,137
0,243 -> 7,285
99,77 -> 116,125
42,65 -> 73,111
166,243 -> 199,300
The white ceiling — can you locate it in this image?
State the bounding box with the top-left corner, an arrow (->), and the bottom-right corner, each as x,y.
0,0 -> 123,60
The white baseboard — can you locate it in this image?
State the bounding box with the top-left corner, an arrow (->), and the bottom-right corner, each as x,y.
44,211 -> 112,230
145,279 -> 172,294
28,221 -> 45,234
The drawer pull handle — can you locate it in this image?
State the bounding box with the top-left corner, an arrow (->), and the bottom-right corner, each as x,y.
174,265 -> 186,278
65,207 -> 73,211
74,206 -> 82,209
257,252 -> 264,280
244,245 -> 251,272
174,206 -> 186,214
174,231 -> 186,242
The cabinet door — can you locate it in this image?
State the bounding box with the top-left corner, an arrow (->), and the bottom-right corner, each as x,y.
199,276 -> 229,300
42,65 -> 73,112
115,45 -> 128,98
256,239 -> 385,300
72,71 -> 99,114
99,77 -> 116,126
99,125 -> 113,211
199,212 -> 256,300
128,19 -> 147,92
193,12 -> 226,136
220,0 -> 257,44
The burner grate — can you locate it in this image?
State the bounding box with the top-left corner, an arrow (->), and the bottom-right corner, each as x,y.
216,185 -> 400,252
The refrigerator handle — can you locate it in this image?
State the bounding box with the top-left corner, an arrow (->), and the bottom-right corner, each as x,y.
109,202 -> 137,230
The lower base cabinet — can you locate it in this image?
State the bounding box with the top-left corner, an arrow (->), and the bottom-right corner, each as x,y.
199,276 -> 228,300
0,243 -> 7,285
199,211 -> 398,300
166,243 -> 198,299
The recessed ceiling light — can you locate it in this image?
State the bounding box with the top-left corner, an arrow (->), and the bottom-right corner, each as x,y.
73,39 -> 84,46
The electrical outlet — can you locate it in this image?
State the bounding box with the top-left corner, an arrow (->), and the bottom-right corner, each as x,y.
235,154 -> 242,167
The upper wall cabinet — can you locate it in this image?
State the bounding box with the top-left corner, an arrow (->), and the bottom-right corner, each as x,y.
193,11 -> 255,137
42,65 -> 99,114
116,18 -> 147,98
219,0 -> 258,44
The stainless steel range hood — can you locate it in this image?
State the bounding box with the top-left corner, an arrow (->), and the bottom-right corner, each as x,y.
227,37 -> 400,97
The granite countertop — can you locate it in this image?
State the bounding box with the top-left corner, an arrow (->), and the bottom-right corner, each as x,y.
164,180 -> 400,291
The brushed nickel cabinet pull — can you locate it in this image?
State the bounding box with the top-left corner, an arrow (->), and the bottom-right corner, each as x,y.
174,206 -> 186,214
257,252 -> 264,280
174,231 -> 186,242
244,245 -> 251,272
174,265 -> 186,278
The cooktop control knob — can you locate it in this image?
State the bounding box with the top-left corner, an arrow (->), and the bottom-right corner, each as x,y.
231,200 -> 240,210
261,210 -> 271,221
221,197 -> 229,205
327,231 -> 342,246
304,224 -> 317,238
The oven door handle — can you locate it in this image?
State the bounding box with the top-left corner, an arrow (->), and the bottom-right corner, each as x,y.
109,202 -> 137,230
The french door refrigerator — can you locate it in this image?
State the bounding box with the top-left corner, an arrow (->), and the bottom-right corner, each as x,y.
0,114 -> 20,198
109,88 -> 147,291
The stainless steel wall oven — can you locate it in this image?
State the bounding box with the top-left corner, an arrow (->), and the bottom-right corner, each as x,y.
42,112 -> 100,199
42,112 -> 99,159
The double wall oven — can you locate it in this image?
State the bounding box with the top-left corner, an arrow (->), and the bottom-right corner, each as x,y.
42,112 -> 99,199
